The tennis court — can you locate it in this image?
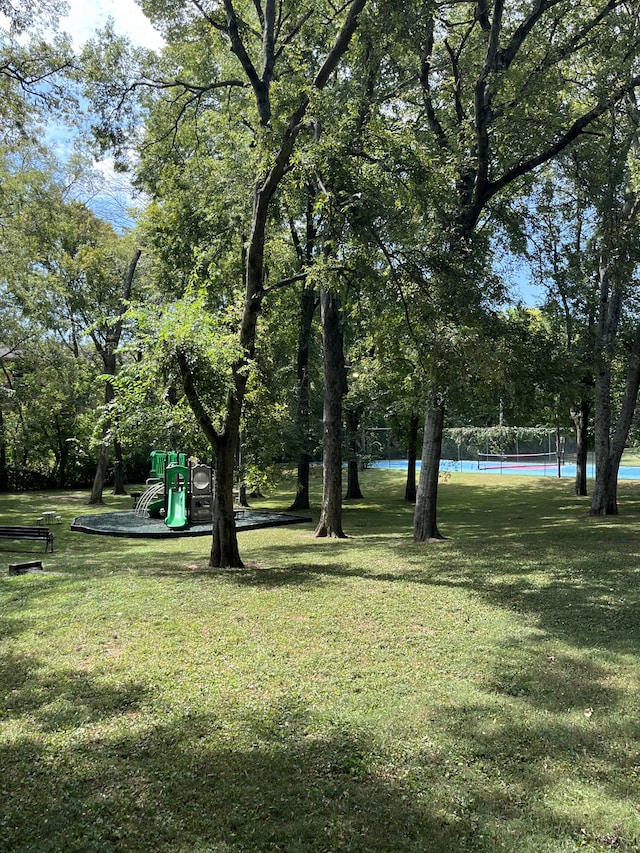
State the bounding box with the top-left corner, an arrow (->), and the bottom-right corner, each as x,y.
372,458 -> 640,480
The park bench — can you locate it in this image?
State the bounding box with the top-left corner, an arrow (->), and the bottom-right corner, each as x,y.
0,525 -> 54,553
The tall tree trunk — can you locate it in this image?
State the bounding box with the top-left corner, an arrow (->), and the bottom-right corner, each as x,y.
413,396 -> 445,542
178,346 -> 246,568
590,345 -> 618,514
291,449 -> 312,512
175,0 -> 366,565
345,406 -> 363,499
53,417 -> 69,488
290,285 -> 317,511
89,363 -> 116,505
112,437 -> 126,495
589,102 -> 640,514
314,288 -> 348,538
0,406 -> 8,492
91,248 -> 141,503
404,410 -> 419,502
571,398 -> 590,497
211,434 -> 243,567
89,441 -> 108,504
590,322 -> 640,515
0,355 -> 14,492
238,483 -> 250,507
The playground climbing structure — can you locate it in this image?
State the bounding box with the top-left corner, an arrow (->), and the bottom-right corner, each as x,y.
134,451 -> 214,530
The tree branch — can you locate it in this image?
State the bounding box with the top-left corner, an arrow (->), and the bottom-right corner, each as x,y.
274,10 -> 314,61
314,0 -> 367,90
110,248 -> 142,350
188,0 -> 227,32
176,348 -> 219,445
420,13 -> 449,150
489,74 -> 640,202
262,0 -> 276,82
497,0 -> 564,71
223,0 -> 270,124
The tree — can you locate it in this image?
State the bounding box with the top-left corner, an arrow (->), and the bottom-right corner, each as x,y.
0,312 -> 100,489
529,98 -> 640,514
0,313 -> 25,491
526,160 -> 598,496
288,282 -> 319,511
110,0 -> 369,566
0,0 -> 74,148
314,286 -> 348,537
587,99 -> 640,515
88,246 -> 142,503
0,152 -> 146,493
384,1 -> 640,541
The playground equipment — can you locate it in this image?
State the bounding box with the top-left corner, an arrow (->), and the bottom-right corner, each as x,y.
135,451 -> 214,530
134,481 -> 164,518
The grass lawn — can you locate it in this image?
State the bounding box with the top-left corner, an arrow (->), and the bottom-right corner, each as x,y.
1,469 -> 640,852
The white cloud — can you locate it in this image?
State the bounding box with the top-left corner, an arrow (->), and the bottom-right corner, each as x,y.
62,0 -> 164,49
53,1 -> 164,230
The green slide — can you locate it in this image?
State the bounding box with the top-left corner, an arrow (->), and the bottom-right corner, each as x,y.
165,488 -> 188,529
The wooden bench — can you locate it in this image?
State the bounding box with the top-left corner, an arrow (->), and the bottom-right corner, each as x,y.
0,526 -> 54,553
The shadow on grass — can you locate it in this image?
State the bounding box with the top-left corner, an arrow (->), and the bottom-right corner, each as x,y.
1,677 -> 465,853
1,650 -> 148,734
5,670 -> 637,853
237,480 -> 640,659
425,697 -> 640,849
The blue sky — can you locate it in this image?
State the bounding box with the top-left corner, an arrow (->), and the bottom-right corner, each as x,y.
50,1 -> 164,229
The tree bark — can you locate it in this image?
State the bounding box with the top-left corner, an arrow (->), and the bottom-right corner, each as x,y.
571,398 -> 590,497
588,226 -> 640,516
0,406 -> 8,492
52,416 -> 69,488
177,347 -> 245,568
112,437 -> 126,495
344,406 -> 363,499
290,285 -> 317,511
590,322 -> 640,515
0,355 -> 13,491
89,441 -> 108,504
314,288 -> 348,538
404,410 -> 419,502
89,360 -> 116,505
211,433 -> 243,567
413,397 -> 446,542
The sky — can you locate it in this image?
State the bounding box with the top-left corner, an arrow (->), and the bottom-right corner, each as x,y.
52,0 -> 165,228
61,0 -> 164,50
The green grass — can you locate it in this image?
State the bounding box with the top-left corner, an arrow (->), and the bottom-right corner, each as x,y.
621,449 -> 640,467
2,470 -> 640,852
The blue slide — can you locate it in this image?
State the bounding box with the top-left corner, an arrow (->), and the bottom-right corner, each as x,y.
165,488 -> 188,529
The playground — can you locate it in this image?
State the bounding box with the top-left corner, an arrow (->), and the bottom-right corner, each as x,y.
71,450 -> 310,538
70,508 -> 310,538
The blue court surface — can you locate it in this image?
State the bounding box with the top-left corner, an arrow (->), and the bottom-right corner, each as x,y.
372,459 -> 640,480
